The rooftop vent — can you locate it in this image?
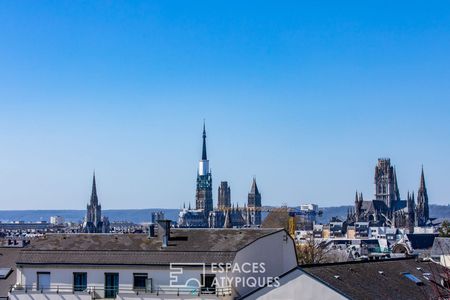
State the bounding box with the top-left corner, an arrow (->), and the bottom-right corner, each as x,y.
148,223 -> 156,238
157,220 -> 171,248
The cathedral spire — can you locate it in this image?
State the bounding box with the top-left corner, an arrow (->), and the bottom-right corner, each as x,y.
90,171 -> 98,206
250,177 -> 259,195
202,121 -> 207,160
416,166 -> 429,225
393,167 -> 400,200
420,165 -> 426,190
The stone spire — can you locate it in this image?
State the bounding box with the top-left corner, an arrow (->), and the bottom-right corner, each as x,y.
416,166 -> 429,226
419,166 -> 427,190
407,191 -> 416,232
247,178 -> 262,226
202,121 -> 207,160
90,171 -> 98,206
393,167 -> 401,201
250,177 -> 259,195
83,171 -> 109,233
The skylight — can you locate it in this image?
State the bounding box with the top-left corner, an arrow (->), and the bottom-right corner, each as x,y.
0,268 -> 12,279
401,272 -> 423,285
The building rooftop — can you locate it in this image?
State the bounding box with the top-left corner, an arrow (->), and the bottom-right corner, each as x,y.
302,257 -> 450,300
17,228 -> 284,266
0,247 -> 21,297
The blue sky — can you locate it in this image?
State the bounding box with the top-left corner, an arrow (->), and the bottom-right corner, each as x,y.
1,1 -> 450,209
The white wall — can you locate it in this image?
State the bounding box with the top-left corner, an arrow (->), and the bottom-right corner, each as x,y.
11,230 -> 297,300
242,269 -> 347,300
232,230 -> 297,297
12,266 -> 232,300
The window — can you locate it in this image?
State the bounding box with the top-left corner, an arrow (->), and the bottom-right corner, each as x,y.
105,273 -> 119,298
133,273 -> 148,291
37,272 -> 50,291
201,274 -> 216,294
0,268 -> 12,279
401,272 -> 423,285
73,272 -> 87,292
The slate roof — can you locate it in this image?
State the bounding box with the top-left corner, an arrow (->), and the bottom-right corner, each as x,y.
360,200 -> 388,214
0,247 -> 21,297
17,228 -> 283,266
302,258 -> 450,300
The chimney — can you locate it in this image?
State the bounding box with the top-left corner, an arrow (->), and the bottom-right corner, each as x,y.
148,223 -> 156,238
157,220 -> 171,248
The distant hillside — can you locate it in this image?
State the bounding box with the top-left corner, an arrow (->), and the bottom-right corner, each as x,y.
0,204 -> 449,224
315,204 -> 450,224
0,209 -> 181,223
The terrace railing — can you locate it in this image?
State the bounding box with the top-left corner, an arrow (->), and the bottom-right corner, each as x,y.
9,284 -> 232,298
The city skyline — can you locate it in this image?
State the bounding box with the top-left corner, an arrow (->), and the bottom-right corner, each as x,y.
1,2 -> 450,209
0,122 -> 444,210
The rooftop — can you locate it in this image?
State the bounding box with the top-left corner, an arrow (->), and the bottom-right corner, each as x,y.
302,257 -> 450,300
17,228 -> 283,266
0,247 -> 21,297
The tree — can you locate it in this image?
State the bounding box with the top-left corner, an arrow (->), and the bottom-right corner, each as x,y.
296,234 -> 333,265
439,220 -> 450,237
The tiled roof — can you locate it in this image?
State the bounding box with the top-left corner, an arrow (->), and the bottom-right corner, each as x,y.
17,228 -> 283,266
0,247 -> 21,297
302,258 -> 450,300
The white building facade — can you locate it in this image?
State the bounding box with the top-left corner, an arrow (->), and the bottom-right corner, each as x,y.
9,228 -> 297,300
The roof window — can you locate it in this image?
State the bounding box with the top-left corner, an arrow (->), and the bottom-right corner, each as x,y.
401,272 -> 424,285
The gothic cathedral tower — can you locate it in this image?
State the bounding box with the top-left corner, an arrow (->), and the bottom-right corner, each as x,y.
83,172 -> 109,233
218,181 -> 231,210
195,122 -> 213,215
374,158 -> 401,209
247,178 -> 262,226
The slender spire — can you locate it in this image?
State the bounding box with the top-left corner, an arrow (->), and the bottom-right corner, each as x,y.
250,177 -> 259,195
202,121 -> 207,160
417,165 -> 429,224
90,171 -> 98,205
420,165 -> 426,190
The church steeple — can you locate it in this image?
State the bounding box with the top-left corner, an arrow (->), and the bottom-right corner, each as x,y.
420,165 -> 426,190
416,166 -> 429,226
202,121 -> 207,160
247,177 -> 262,225
83,171 -> 109,233
393,167 -> 401,201
196,121 -> 213,215
90,171 -> 98,206
250,177 -> 260,195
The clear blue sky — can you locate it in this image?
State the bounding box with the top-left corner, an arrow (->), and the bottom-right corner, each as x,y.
1,1 -> 450,210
